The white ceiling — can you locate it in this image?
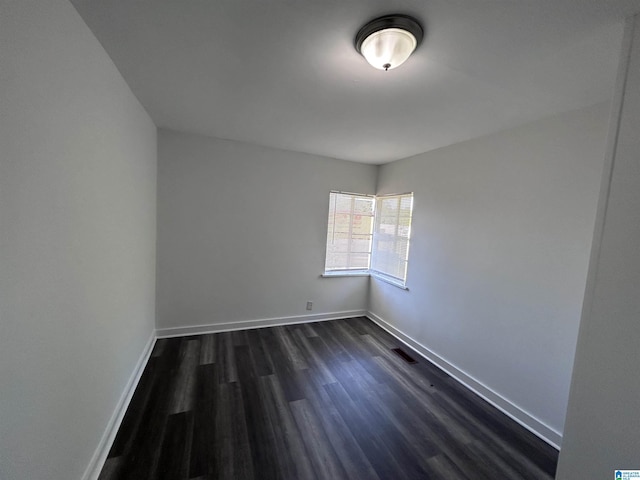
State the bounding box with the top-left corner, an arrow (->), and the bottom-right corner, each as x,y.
70,0 -> 640,164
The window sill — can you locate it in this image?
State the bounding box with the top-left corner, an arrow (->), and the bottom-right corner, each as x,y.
321,270 -> 409,290
321,270 -> 370,278
370,272 -> 409,290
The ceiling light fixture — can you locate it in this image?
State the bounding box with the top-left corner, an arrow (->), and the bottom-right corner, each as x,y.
355,14 -> 424,71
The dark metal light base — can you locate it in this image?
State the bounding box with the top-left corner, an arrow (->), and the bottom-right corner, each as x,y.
355,14 -> 424,54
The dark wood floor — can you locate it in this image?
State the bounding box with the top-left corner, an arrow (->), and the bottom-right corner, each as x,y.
99,317 -> 558,480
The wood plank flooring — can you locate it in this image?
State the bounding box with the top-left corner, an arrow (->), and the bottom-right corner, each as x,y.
99,317 -> 558,480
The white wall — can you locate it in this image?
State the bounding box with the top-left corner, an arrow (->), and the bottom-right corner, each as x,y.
156,130 -> 377,332
369,103 -> 610,445
557,15 -> 640,478
0,1 -> 157,479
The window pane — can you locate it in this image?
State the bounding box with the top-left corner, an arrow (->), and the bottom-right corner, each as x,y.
326,253 -> 348,270
398,223 -> 410,238
349,253 -> 371,269
335,195 -> 353,213
324,192 -> 374,271
333,213 -> 352,232
352,215 -> 373,234
371,193 -> 413,283
353,197 -> 374,215
351,234 -> 372,253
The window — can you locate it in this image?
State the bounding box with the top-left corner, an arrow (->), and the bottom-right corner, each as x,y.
323,191 -> 414,287
324,192 -> 374,272
372,193 -> 413,283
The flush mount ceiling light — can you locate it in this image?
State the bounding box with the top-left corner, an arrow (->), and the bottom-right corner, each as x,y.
355,14 -> 424,71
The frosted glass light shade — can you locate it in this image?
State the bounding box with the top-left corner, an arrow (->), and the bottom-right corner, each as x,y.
355,15 -> 423,71
360,28 -> 417,71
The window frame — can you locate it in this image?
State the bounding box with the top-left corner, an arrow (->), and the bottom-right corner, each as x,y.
371,193 -> 414,286
322,191 -> 413,289
323,191 -> 375,274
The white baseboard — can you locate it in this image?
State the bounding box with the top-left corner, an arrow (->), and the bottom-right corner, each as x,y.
82,331 -> 157,480
366,311 -> 562,449
156,310 -> 367,338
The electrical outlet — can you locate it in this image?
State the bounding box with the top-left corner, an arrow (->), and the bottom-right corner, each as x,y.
306,301 -> 313,311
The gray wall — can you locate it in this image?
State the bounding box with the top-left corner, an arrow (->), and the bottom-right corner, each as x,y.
557,15 -> 640,478
0,1 -> 157,479
156,129 -> 377,331
369,103 -> 610,445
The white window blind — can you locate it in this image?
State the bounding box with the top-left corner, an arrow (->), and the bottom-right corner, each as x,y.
371,193 -> 413,284
324,192 -> 374,272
